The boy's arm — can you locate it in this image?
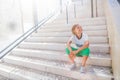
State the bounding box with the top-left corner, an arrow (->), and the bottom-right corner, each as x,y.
66,40 -> 72,52
73,40 -> 89,54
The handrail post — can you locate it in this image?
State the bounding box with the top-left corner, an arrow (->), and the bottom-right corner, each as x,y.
91,0 -> 93,18
66,5 -> 68,24
91,0 -> 97,18
81,0 -> 83,5
74,3 -> 76,18
60,0 -> 62,13
33,0 -> 38,33
66,1 -> 69,24
19,0 -> 24,33
96,0 -> 98,17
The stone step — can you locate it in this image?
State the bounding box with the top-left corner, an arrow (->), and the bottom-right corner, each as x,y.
56,15 -> 92,20
55,13 -> 106,21
3,55 -> 113,80
25,36 -> 108,44
53,17 -> 106,22
32,30 -> 108,37
60,10 -> 95,14
0,74 -> 11,80
43,24 -> 107,29
0,62 -> 76,80
40,25 -> 107,31
57,12 -> 91,18
12,48 -> 111,67
46,17 -> 106,26
57,16 -> 92,20
18,42 -> 109,53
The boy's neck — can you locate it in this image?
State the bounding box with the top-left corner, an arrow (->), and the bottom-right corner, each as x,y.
76,33 -> 82,39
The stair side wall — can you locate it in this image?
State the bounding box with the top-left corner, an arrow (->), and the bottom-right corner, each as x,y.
104,0 -> 120,80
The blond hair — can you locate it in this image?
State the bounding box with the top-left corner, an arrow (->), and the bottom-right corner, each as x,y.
72,24 -> 79,35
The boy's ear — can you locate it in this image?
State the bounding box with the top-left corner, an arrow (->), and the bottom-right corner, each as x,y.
73,31 -> 76,35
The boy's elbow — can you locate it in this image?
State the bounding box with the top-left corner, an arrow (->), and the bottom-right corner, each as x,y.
85,41 -> 89,47
66,43 -> 70,47
66,41 -> 71,47
66,43 -> 69,47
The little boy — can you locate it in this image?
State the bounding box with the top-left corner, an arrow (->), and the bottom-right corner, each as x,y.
66,24 -> 90,73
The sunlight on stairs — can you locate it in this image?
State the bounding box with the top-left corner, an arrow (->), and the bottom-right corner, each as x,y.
0,2 -> 114,80
0,16 -> 113,80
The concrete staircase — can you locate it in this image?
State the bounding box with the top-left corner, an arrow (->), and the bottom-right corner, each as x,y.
0,15 -> 113,79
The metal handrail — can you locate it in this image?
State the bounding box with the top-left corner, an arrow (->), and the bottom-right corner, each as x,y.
0,12 -> 56,59
118,0 -> 120,4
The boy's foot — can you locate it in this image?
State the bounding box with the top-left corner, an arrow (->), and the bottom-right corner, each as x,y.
69,63 -> 76,70
80,66 -> 86,73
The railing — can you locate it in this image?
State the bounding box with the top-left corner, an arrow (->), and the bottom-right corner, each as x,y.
65,0 -> 87,24
117,0 -> 120,4
104,0 -> 120,79
109,0 -> 120,7
0,12 -> 56,59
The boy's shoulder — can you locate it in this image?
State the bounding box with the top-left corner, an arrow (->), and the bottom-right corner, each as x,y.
82,32 -> 88,36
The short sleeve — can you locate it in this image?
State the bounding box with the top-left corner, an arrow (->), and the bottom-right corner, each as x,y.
84,33 -> 88,41
69,36 -> 73,42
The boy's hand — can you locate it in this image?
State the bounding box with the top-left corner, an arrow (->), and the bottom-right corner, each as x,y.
70,51 -> 74,57
70,51 -> 75,59
73,50 -> 79,55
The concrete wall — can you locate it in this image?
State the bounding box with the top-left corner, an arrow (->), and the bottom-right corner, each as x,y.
0,0 -> 23,36
72,0 -> 105,18
0,0 -> 61,36
20,0 -> 60,32
96,0 -> 105,17
92,0 -> 105,17
0,0 -> 61,51
104,0 -> 120,80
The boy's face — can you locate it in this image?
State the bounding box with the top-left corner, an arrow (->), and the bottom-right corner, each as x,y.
74,25 -> 82,35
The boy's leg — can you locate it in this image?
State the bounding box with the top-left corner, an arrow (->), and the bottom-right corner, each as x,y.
77,48 -> 90,66
80,56 -> 88,73
66,47 -> 78,70
68,54 -> 76,63
81,56 -> 88,67
66,47 -> 77,63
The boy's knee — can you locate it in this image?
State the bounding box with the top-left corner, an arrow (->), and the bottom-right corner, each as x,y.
65,48 -> 70,54
65,47 -> 69,50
